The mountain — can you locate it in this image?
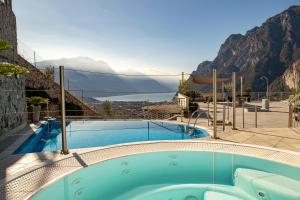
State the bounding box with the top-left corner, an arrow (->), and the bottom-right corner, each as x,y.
38,57 -> 174,98
191,5 -> 300,92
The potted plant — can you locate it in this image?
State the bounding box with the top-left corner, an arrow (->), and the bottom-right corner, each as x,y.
27,96 -> 49,122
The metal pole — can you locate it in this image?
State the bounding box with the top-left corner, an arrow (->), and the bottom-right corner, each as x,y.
255,105 -> 258,128
242,102 -> 245,128
81,89 -> 84,102
59,66 -> 69,155
34,51 -> 37,67
223,104 -> 226,131
213,69 -> 217,138
232,72 -> 237,130
67,79 -> 70,91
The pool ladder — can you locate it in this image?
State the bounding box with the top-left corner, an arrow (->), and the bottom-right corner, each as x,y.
186,109 -> 210,135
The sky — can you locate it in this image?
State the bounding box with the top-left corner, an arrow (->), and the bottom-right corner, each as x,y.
13,0 -> 300,74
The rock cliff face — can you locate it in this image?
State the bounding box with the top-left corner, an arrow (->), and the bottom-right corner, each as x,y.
192,6 -> 300,92
0,0 -> 17,62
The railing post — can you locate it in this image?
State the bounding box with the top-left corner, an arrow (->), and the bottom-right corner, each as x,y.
232,72 -> 237,130
147,121 -> 150,140
223,104 -> 226,131
208,101 -> 210,126
288,104 -> 293,128
213,69 -> 217,138
59,66 -> 69,155
242,102 -> 245,128
255,105 -> 258,128
181,108 -> 183,122
240,76 -> 243,96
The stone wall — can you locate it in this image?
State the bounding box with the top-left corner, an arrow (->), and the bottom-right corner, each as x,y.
0,75 -> 27,136
0,0 -> 17,63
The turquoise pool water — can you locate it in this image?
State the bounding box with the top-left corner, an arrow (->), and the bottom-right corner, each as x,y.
15,121 -> 208,154
30,151 -> 300,200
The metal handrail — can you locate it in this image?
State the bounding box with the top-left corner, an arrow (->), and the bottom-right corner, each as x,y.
187,109 -> 201,128
190,112 -> 210,135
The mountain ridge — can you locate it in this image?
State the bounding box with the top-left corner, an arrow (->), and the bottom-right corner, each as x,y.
38,57 -> 176,98
191,5 -> 300,92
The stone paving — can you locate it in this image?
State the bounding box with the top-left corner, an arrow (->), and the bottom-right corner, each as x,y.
1,141 -> 300,200
0,100 -> 300,199
180,101 -> 300,152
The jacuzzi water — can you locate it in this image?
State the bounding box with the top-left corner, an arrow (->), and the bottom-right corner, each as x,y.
30,151 -> 300,200
14,120 -> 208,154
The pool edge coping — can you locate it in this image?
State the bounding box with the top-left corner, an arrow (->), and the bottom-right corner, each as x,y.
1,140 -> 300,200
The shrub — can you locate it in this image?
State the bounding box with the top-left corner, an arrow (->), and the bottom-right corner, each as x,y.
27,96 -> 49,106
43,66 -> 55,79
0,40 -> 11,51
0,63 -> 28,75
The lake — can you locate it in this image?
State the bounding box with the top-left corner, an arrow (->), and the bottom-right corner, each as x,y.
95,92 -> 176,102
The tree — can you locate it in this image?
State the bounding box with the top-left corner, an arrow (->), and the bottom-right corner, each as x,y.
103,100 -> 111,115
178,80 -> 194,96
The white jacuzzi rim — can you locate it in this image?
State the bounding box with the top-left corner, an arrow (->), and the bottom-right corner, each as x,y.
2,140 -> 300,200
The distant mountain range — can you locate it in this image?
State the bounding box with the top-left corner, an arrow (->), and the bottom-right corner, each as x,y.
38,57 -> 178,98
191,5 -> 300,92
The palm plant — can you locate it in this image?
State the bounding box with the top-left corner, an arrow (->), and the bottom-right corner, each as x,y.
27,96 -> 49,122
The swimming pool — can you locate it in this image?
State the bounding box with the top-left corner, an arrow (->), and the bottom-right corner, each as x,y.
29,151 -> 300,200
15,120 -> 208,154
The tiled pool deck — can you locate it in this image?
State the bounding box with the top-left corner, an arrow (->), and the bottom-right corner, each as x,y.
1,141 -> 300,200
1,101 -> 300,200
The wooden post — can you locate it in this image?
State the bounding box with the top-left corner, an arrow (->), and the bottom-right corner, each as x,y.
59,66 -> 69,155
207,101 -> 210,126
240,76 -> 243,96
181,72 -> 185,86
181,108 -> 183,122
232,72 -> 237,130
223,104 -> 226,131
242,102 -> 245,128
222,81 -> 225,100
255,105 -> 258,128
213,69 -> 217,138
288,104 -> 293,128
